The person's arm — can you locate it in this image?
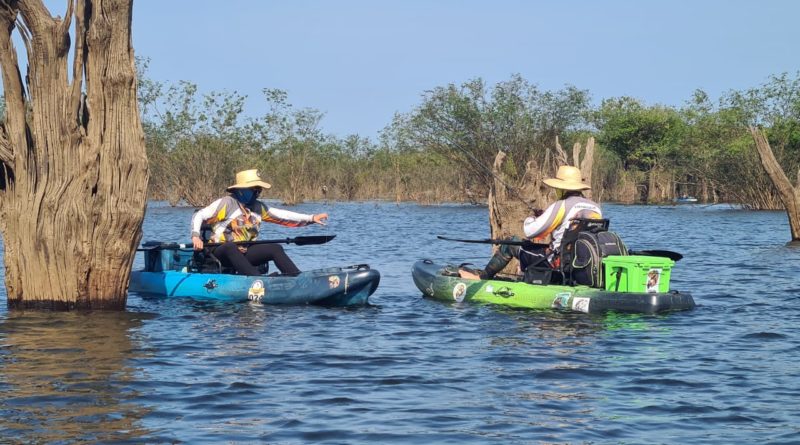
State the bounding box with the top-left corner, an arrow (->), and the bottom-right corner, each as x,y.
190,198 -> 228,249
261,206 -> 328,227
523,201 -> 564,239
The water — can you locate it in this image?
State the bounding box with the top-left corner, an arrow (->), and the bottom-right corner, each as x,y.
1,202 -> 799,444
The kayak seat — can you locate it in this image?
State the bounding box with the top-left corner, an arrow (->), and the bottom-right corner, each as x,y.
189,250 -> 234,274
192,222 -> 242,274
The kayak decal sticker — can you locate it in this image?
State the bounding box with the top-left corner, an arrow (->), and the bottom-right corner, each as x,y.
646,268 -> 662,293
452,282 -> 467,302
203,279 -> 218,292
248,279 -> 265,302
328,275 -> 341,289
552,292 -> 571,309
571,297 -> 590,313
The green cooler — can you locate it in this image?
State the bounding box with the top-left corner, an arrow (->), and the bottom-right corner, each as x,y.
602,255 -> 674,293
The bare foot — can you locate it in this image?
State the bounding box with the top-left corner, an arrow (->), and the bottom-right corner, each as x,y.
458,269 -> 481,280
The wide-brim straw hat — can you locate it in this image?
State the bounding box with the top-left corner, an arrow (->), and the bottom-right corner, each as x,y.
226,169 -> 272,191
542,165 -> 591,191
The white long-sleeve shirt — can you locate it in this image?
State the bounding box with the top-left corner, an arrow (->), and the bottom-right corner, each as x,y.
522,195 -> 602,252
191,196 -> 314,242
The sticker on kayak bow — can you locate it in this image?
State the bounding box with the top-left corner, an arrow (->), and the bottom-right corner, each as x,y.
552,292 -> 571,309
203,279 -> 218,292
328,275 -> 341,289
452,282 -> 467,302
571,296 -> 590,313
248,280 -> 265,302
646,268 -> 662,293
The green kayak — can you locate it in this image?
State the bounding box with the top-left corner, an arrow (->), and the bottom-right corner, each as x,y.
412,259 -> 695,314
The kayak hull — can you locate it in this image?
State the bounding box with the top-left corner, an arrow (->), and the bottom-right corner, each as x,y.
130,265 -> 380,307
412,260 -> 694,314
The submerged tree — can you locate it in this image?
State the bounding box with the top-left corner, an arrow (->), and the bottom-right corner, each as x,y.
0,0 -> 148,309
750,127 -> 800,243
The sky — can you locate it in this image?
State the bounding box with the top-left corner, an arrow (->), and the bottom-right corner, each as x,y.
37,0 -> 800,138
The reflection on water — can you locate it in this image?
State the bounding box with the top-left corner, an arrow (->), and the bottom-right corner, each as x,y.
0,202 -> 798,443
0,311 -> 153,443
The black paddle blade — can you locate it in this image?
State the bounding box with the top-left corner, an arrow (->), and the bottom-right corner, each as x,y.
292,235 -> 336,246
629,250 -> 683,262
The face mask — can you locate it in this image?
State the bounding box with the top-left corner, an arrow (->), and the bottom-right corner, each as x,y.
233,188 -> 259,204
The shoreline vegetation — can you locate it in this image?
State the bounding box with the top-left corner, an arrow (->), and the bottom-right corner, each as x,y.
138,60 -> 799,211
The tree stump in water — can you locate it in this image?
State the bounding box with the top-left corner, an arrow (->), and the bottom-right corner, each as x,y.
487,152 -> 550,276
750,127 -> 800,243
487,137 -> 598,275
0,0 -> 148,310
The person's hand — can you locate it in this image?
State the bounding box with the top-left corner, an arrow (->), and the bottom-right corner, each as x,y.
192,235 -> 204,251
312,213 -> 329,225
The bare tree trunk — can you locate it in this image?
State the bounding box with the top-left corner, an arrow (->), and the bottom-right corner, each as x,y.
553,135 -> 568,166
750,127 -> 800,242
0,0 -> 148,310
571,137 -> 595,200
487,151 -> 549,275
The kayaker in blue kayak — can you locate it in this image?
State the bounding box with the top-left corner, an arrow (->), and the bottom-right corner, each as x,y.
460,165 -> 602,280
190,169 -> 328,276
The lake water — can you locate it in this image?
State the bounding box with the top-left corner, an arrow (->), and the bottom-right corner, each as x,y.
0,201 -> 799,444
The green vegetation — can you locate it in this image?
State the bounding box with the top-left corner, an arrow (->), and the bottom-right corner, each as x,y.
138,59 -> 800,209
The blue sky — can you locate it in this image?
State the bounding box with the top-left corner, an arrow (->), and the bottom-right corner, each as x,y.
44,0 -> 800,137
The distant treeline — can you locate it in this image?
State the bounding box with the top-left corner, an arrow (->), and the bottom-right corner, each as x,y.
138,60 -> 799,209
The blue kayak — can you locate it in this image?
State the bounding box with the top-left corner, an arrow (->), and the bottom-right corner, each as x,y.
130,243 -> 380,306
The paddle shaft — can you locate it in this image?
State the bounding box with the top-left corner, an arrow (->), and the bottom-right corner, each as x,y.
436,236 -> 548,249
138,235 -> 335,251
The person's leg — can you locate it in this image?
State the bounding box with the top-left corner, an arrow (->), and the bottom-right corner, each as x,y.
459,237 -> 521,280
244,243 -> 301,275
211,242 -> 261,275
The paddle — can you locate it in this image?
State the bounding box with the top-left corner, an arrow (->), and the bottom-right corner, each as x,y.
436,236 -> 549,249
138,235 -> 336,251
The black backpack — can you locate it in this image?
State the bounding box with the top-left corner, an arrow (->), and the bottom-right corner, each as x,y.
560,218 -> 627,288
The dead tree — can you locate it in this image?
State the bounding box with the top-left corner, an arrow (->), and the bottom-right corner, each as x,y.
750,127 -> 800,242
486,136 -> 598,274
487,151 -> 543,275
0,0 -> 148,309
554,136 -> 595,198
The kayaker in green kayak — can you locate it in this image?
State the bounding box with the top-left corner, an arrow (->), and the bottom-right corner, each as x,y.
190,169 -> 328,275
459,165 -> 602,280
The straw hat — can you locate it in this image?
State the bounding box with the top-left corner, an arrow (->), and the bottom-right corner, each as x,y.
542,165 -> 591,191
226,169 -> 272,191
